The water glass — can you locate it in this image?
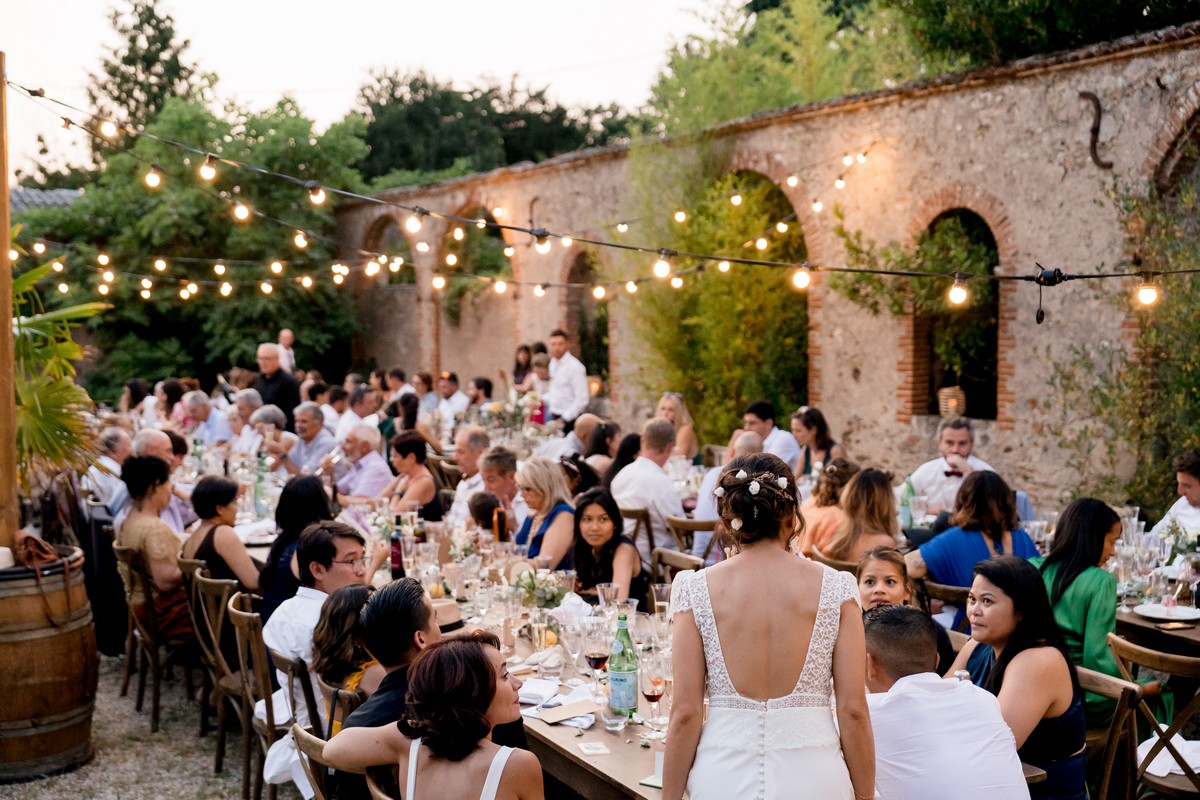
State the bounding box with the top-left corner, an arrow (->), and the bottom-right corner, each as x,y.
530,609 -> 552,653
558,623 -> 585,685
596,583 -> 621,613
628,611 -> 653,654
554,569 -> 577,595
613,599 -> 639,623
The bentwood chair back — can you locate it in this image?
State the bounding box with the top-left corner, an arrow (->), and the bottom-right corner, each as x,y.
620,507 -> 656,557
177,557 -> 211,735
292,722 -> 361,800
1077,665 -> 1142,800
315,674 -> 367,740
1108,632 -> 1200,796
365,767 -> 400,800
229,592 -> 288,800
810,546 -> 860,578
914,579 -> 971,633
665,516 -> 716,555
651,547 -> 704,585
196,573 -> 246,773
267,647 -> 322,739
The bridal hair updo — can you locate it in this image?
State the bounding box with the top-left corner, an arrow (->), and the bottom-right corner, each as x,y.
715,453 -> 802,547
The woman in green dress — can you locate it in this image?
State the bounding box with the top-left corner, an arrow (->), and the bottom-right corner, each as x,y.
1032,497 -> 1162,726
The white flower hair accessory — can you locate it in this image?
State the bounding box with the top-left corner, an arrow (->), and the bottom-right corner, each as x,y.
776,476 -> 789,489
735,469 -> 748,480
749,480 -> 761,495
713,486 -> 726,498
730,517 -> 743,530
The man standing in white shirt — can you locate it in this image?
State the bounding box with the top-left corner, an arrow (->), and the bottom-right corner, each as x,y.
335,386 -> 380,443
692,431 -> 762,565
1150,449 -> 1200,537
444,426 -> 490,531
183,391 -> 233,447
909,417 -> 995,515
739,400 -> 801,473
277,328 -> 297,374
84,427 -> 132,508
864,604 -> 1028,800
435,371 -> 470,440
545,329 -> 589,429
610,418 -> 684,569
479,446 -> 529,536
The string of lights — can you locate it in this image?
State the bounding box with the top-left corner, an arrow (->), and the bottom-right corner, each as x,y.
7,80 -> 1186,310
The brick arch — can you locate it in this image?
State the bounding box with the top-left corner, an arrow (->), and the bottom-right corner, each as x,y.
1141,80 -> 1200,191
906,184 -> 1018,274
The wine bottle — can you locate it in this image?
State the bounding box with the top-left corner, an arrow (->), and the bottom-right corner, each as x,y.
390,528 -> 405,580
608,613 -> 639,718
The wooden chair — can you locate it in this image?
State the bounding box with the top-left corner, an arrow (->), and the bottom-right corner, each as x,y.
439,488 -> 456,513
651,547 -> 704,584
665,515 -> 716,554
315,674 -> 367,740
1108,633 -> 1200,797
293,722 -> 363,800
701,444 -> 725,469
947,629 -> 971,653
1077,665 -> 1142,800
914,579 -> 970,633
366,767 -> 400,800
178,557 -> 211,736
113,544 -> 195,733
196,573 -> 247,773
620,507 -> 657,557
267,647 -> 323,740
228,592 -> 290,800
810,546 -> 859,578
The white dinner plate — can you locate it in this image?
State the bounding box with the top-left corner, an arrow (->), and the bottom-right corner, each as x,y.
1132,603 -> 1200,621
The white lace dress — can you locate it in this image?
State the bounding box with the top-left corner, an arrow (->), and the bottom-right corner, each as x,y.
671,566 -> 859,800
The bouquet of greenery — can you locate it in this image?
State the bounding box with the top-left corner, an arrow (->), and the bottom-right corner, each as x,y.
515,569 -> 568,609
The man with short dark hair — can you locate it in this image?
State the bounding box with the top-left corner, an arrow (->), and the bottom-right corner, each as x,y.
322,386 -> 347,434
909,417 -> 995,515
545,328 -> 589,428
466,376 -> 493,409
864,605 -> 1027,799
610,418 -> 684,568
1151,449 -> 1200,537
436,371 -> 469,439
386,366 -> 414,401
335,385 -> 380,443
254,343 -> 302,432
740,399 -> 800,472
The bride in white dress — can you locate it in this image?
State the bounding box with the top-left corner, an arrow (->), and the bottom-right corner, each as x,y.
663,453 -> 875,800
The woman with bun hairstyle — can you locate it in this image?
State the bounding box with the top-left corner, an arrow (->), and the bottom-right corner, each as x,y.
324,631 -> 543,799
663,453 -> 874,800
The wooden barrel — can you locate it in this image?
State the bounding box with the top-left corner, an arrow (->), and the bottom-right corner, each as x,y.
0,545 -> 99,782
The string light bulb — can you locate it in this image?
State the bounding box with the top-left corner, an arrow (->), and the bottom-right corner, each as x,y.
102,270 -> 115,283
57,282 -> 69,294
842,155 -> 855,167
270,261 -> 284,275
812,200 -> 824,213
389,257 -> 404,273
755,238 -> 769,251
415,242 -> 430,253
308,186 -> 326,205
143,166 -> 162,189
534,284 -> 546,297
32,242 -> 46,254
947,275 -> 969,306
364,262 -> 380,277
98,284 -> 110,296
625,280 -> 638,294
445,254 -> 458,266
333,274 -> 345,285
776,222 -> 789,234
140,278 -> 153,290
476,218 -> 487,230
214,263 -> 226,276
51,261 -> 64,272
492,207 -> 505,219
791,268 -> 811,290
834,177 -> 846,190
220,282 -> 233,296
730,193 -> 743,206
786,175 -> 798,188
616,223 -> 628,233
534,239 -> 552,255
405,212 -> 424,233
99,120 -> 118,138
97,253 -> 110,266
494,280 -> 507,294
260,282 -> 273,294
198,155 -> 217,181
653,255 -> 672,279
1136,277 -> 1160,306
154,258 -> 167,272
233,202 -> 251,222
179,288 -> 191,299
186,283 -> 198,294
856,152 -> 867,164
671,276 -> 684,289
432,274 -> 446,290
301,276 -> 313,288
718,260 -> 731,273
453,227 -> 465,241
7,249 -> 17,261
293,231 -> 308,249
139,289 -> 151,300
592,285 -> 606,300
673,210 -> 686,223
503,246 -> 515,258
561,237 -> 573,248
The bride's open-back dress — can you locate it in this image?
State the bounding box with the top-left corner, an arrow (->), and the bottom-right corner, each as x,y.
671,565 -> 859,800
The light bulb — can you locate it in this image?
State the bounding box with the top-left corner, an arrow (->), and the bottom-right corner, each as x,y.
102,270 -> 115,283
834,177 -> 846,190
261,282 -> 273,294
51,261 -> 63,272
294,231 -> 308,249
140,278 -> 153,289
786,175 -> 798,188
476,218 -> 487,230
416,242 -> 430,253
7,249 -> 17,261
812,200 -> 824,213
186,283 -> 198,294
139,289 -> 151,300
57,282 -> 69,294
730,194 -> 743,206
948,277 -> 969,306
856,152 -> 867,164
432,274 -> 446,290
616,223 -> 628,233
653,257 -> 671,279
233,202 -> 251,221
220,282 -> 233,296
214,263 -> 226,276
671,276 -> 684,289
301,276 -> 313,288
494,280 -> 507,294
308,187 -> 326,205
755,238 -> 769,251
98,284 -> 110,296
270,261 -> 283,274
389,258 -> 404,273
333,274 -> 344,285
99,120 -> 118,138
143,167 -> 162,189
792,269 -> 811,290
843,155 -> 854,167
446,254 -> 458,266
534,284 -> 546,297
561,236 -> 573,248
453,227 -> 464,241
535,239 -> 552,255
180,288 -> 190,299
718,261 -> 731,273
625,281 -> 638,294
377,254 -> 388,264
198,155 -> 217,181
154,259 -> 167,272
1137,281 -> 1159,306
405,214 -> 423,233
364,263 -> 380,277
776,222 -> 789,233
592,285 -> 606,300
503,246 -> 515,258
674,210 -> 686,223
492,206 -> 505,219
32,242 -> 46,254
97,253 -> 110,266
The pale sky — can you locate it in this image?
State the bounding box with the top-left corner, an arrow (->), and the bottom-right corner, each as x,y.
3,0 -> 719,180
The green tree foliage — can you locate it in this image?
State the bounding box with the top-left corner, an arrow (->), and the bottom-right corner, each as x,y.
355,70 -> 640,187
16,98 -> 367,403
441,212 -> 510,326
883,0 -> 1199,67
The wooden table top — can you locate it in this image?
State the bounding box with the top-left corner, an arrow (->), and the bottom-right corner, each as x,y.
1116,606 -> 1200,656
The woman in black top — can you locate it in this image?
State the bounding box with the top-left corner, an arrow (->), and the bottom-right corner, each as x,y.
259,475 -> 333,622
573,488 -> 647,609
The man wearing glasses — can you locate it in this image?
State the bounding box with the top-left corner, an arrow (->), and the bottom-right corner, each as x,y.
261,521 -> 368,795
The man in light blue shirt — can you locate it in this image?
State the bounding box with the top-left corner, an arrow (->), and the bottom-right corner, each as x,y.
267,402 -> 337,476
184,390 -> 233,447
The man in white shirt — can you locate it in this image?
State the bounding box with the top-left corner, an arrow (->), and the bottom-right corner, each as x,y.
322,386 -> 347,434
435,372 -> 470,440
331,425 -> 393,503
183,391 -> 233,447
265,402 -> 337,476
110,429 -> 193,533
479,446 -> 529,536
740,400 -> 801,473
692,431 -> 762,565
536,413 -> 601,460
261,521 -> 367,796
444,426 -> 490,531
277,328 -> 297,374
83,427 -> 131,508
230,389 -> 265,455
909,417 -> 996,515
864,604 -> 1028,800
335,385 -> 380,443
610,418 -> 684,568
1151,449 -> 1200,537
386,367 -> 415,402
545,329 -> 590,428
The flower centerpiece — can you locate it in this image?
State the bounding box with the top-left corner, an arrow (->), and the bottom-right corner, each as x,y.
515,568 -> 569,609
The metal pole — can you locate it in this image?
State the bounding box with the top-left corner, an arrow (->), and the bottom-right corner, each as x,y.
0,52 -> 18,546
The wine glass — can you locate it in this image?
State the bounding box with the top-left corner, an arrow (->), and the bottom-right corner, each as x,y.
651,583 -> 672,615
558,623 -> 586,686
640,652 -> 669,740
596,583 -> 621,616
628,611 -> 653,655
580,616 -> 611,702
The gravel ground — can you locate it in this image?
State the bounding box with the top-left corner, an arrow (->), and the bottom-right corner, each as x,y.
6,655 -> 303,800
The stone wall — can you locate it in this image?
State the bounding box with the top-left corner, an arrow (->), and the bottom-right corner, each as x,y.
337,26 -> 1200,511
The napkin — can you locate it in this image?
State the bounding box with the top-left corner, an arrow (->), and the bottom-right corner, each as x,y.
522,648 -> 564,670
548,593 -> 593,627
235,518 -> 277,541
1138,729 -> 1200,776
518,678 -> 560,706
521,685 -> 596,729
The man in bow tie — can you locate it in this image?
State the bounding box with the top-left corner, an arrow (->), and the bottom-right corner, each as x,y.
908,417 -> 994,516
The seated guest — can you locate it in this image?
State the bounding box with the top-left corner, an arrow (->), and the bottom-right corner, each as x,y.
395,392 -> 443,454
858,547 -> 954,676
412,371 -> 439,416
561,454 -> 601,496
330,425 -> 393,505
258,475 -> 334,623
610,418 -> 684,568
948,556 -> 1088,800
514,456 -> 575,568
369,368 -> 387,392
1150,449 -> 1200,536
737,399 -> 800,473
311,583 -> 385,737
909,417 -> 996,516
692,431 -> 763,564
517,353 -> 551,424
111,429 -> 195,534
511,344 -> 533,388
469,492 -> 503,535
465,376 -> 493,413
326,632 -> 542,800
479,446 -> 529,537
336,385 -> 380,443
863,604 -> 1028,800
267,401 -> 336,477
790,406 -> 847,479
115,455 -> 192,639
574,488 -> 647,607
119,377 -> 157,426
183,390 -> 233,447
343,373 -> 366,393
822,468 -> 899,562
1033,498 -> 1162,725
181,476 -> 260,591
583,420 -> 621,476
84,426 -> 131,508
250,404 -> 298,472
386,367 -> 415,401
536,412 -> 601,459
159,377 -> 190,430
321,385 -> 347,434
796,458 -> 859,557
231,388 -> 264,455
444,426 -> 489,531
381,431 -> 443,520
657,392 -> 699,462
602,433 -> 641,489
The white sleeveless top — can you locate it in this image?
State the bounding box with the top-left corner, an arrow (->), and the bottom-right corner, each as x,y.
403,738 -> 514,800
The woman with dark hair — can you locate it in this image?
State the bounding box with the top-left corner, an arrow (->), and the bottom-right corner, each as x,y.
160,377 -> 189,429
382,431 -> 443,520
602,433 -> 641,488
790,407 -> 847,478
181,476 -> 260,591
948,556 -> 1087,799
560,455 -> 600,496
259,475 -> 334,622
324,633 -> 543,799
312,584 -> 384,736
823,468 -> 898,562
512,344 -> 533,387
797,458 -> 860,556
119,378 -> 155,424
857,547 -> 956,676
573,488 -> 646,607
396,392 -> 443,453
583,421 -> 621,476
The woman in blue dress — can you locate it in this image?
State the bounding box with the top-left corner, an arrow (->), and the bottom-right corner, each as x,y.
513,456 -> 574,569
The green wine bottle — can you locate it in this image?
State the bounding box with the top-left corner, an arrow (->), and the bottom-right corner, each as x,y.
608,613 -> 639,718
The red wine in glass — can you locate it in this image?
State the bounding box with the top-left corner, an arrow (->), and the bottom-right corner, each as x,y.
584,651 -> 609,671
642,688 -> 664,703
